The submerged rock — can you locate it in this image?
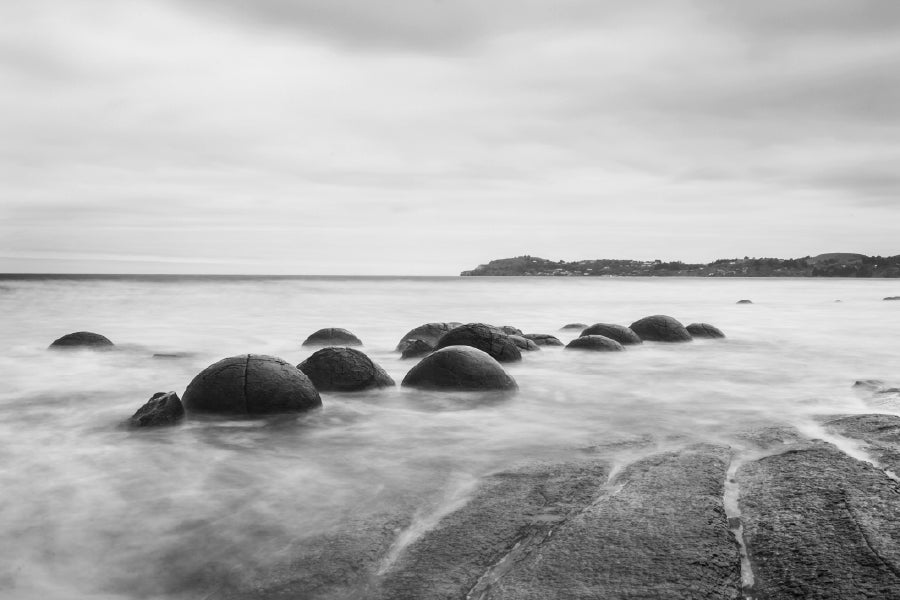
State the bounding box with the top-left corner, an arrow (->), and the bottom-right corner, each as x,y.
435,323 -> 522,363
522,333 -> 564,346
579,323 -> 642,345
400,339 -> 434,359
560,323 -> 588,330
736,299 -> 753,304
129,391 -> 184,428
565,334 -> 625,352
629,315 -> 692,343
686,322 -> 726,339
49,331 -> 114,350
182,354 -> 321,415
297,347 -> 394,392
401,345 -> 517,391
884,296 -> 900,301
395,323 -> 460,353
302,328 -> 362,347
508,334 -> 540,351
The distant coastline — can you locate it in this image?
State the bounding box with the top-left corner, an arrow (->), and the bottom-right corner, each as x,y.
461,253 -> 900,278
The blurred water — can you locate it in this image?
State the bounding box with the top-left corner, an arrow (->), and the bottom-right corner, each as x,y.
0,276 -> 898,598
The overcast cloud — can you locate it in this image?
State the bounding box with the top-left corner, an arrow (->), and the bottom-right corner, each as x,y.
1,0 -> 898,274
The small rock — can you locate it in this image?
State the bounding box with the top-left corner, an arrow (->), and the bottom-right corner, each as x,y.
560,323 -> 588,330
565,335 -> 625,352
400,339 -> 434,359
49,331 -> 114,350
736,299 -> 753,304
522,333 -> 564,346
579,323 -> 642,345
685,323 -> 726,339
498,325 -> 523,336
129,391 -> 184,427
508,335 -> 540,351
302,328 -> 362,347
396,323 -> 460,352
884,296 -> 900,301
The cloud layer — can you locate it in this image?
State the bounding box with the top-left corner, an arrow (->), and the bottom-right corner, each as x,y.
1,0 -> 898,273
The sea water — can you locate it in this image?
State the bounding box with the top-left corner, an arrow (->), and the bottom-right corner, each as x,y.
1,276 -> 898,598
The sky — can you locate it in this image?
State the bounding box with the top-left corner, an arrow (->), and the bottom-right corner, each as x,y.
1,0 -> 899,275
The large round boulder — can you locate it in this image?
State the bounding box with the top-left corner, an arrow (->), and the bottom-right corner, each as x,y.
579,323 -> 642,345
435,323 -> 522,363
523,333 -> 564,347
401,339 -> 434,359
402,346 -> 518,391
396,322 -> 460,352
686,323 -> 726,339
508,335 -> 540,351
629,315 -> 692,343
297,347 -> 394,392
183,354 -> 322,415
566,335 -> 625,352
302,328 -> 362,347
49,331 -> 114,350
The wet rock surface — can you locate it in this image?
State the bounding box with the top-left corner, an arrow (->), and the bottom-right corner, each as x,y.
49,331 -> 114,349
579,323 -> 643,345
298,347 -> 395,392
687,322 -> 726,339
522,333 -> 563,346
629,314 -> 693,342
435,323 -> 522,363
302,327 -> 363,347
400,339 -> 434,359
128,391 -> 184,427
402,346 -> 517,391
507,335 -> 539,351
396,323 -> 460,352
825,413 -> 900,473
182,354 -> 322,415
565,334 -> 625,352
738,440 -> 900,599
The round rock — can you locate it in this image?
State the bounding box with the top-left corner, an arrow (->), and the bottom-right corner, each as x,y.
49,331 -> 114,350
629,315 -> 693,343
560,323 -> 588,330
686,323 -> 726,339
523,333 -> 564,346
400,339 -> 434,359
508,335 -> 540,351
302,328 -> 362,347
565,335 -> 625,352
435,323 -> 522,363
402,346 -> 518,391
183,354 -> 322,415
298,347 -> 394,392
579,323 -> 642,345
396,322 -> 459,352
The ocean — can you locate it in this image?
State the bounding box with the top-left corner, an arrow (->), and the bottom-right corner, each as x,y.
1,275 -> 898,599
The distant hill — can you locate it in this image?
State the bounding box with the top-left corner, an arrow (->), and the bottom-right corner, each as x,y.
461,254 -> 900,277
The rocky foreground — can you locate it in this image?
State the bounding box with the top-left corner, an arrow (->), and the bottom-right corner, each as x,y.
190,410 -> 900,600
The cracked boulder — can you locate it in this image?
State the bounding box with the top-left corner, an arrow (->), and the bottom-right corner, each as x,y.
128,391 -> 184,427
579,323 -> 642,345
522,333 -> 563,346
629,315 -> 692,342
565,334 -> 625,352
182,354 -> 321,415
738,441 -> 900,599
302,328 -> 362,347
686,322 -> 726,339
508,335 -> 540,351
435,323 -> 521,363
396,323 -> 460,353
401,346 -> 517,391
49,331 -> 114,350
297,347 -> 394,392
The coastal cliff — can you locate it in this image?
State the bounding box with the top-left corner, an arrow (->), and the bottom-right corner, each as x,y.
461,253 -> 900,277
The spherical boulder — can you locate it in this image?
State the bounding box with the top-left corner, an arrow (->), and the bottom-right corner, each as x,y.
579,323 -> 642,345
508,335 -> 540,351
400,339 -> 434,359
183,354 -> 321,415
686,323 -> 726,339
129,391 -> 184,428
560,323 -> 588,330
396,322 -> 459,352
499,325 -> 523,336
302,328 -> 362,347
523,333 -> 564,347
565,335 -> 625,352
297,347 -> 394,392
435,323 -> 522,363
402,346 -> 518,391
629,315 -> 693,343
49,331 -> 114,350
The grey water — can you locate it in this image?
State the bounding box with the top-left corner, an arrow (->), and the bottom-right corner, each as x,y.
1,276 -> 898,599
